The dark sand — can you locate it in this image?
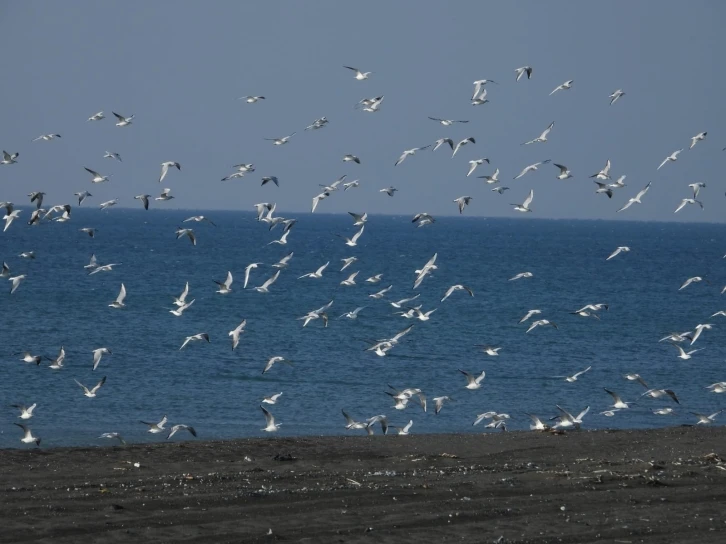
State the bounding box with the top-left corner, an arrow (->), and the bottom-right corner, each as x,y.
2,427 -> 726,543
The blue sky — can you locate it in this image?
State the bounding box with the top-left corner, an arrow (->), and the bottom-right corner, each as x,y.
1,1 -> 724,221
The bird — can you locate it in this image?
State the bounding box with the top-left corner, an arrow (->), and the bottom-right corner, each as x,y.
521,122 -> 554,145
433,138 -> 454,152
155,188 -> 174,201
679,276 -> 703,291
690,324 -> 714,345
478,168 -> 500,184
511,190 -> 534,212
690,132 -> 707,149
112,112 -> 134,126
11,403 -> 37,420
92,347 -> 111,371
169,299 -> 194,317
609,175 -> 627,189
672,344 -> 703,360
391,420 -> 413,436
553,405 -> 590,429
98,433 -> 126,445
9,275 -> 26,294
380,187 -> 398,197
28,191 -> 45,208
340,271 -> 359,286
253,270 -> 281,293
459,369 -> 486,390
342,410 -> 372,433
214,271 -> 233,294
365,274 -> 383,284
17,352 -> 41,365
340,307 -> 365,319
109,283 -> 127,308
705,383 -> 726,394
604,389 -> 633,409
140,415 -> 168,433
272,252 -> 293,269
657,149 -> 683,170
476,345 -> 502,356
74,376 -> 107,398
472,79 -> 498,99
441,284 -> 473,302
238,96 -> 265,103
265,133 -> 296,145
525,414 -> 550,431
343,180 -> 360,190
688,182 -> 706,198
617,182 -> 652,212
262,392 -> 283,405
492,186 -> 510,194
340,256 -> 358,271
184,215 -> 216,226
88,262 -> 121,275
19,251 -> 35,259
176,228 -> 197,246
395,145 -> 431,166
99,199 -> 118,210
414,253 -> 438,289
607,246 -> 630,260
452,137 -> 475,157
641,389 -> 680,404
0,261 -> 9,278
75,191 -> 92,205
134,194 -> 151,210
14,424 -> 40,446
514,160 -> 551,180
298,262 -> 330,280
263,356 -> 292,374
509,272 -> 533,281
429,117 -> 469,126
593,181 -> 613,199
167,425 -> 197,439
467,158 -> 489,177
311,191 -> 330,213
590,159 -> 612,180
515,66 -> 533,81
454,196 -> 473,214
550,80 -> 573,95
624,373 -> 649,388
104,151 -> 122,162
260,176 -> 280,188
343,66 -> 372,80
560,366 -> 591,382
553,163 -> 572,180
652,408 -> 675,416
526,320 -> 558,333
80,228 -> 96,238
692,411 -> 723,425
172,282 -> 190,307
674,198 -> 703,213
45,346 -> 66,370
432,396 -> 451,415
180,333 -> 210,350
519,309 -> 542,323
159,161 -> 181,183
340,226 -> 365,247
609,89 -> 625,105
87,111 -> 104,121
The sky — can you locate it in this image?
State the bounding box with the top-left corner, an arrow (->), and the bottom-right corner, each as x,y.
1,1 -> 725,221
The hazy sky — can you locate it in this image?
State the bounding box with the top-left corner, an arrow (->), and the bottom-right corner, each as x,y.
1,1 -> 724,221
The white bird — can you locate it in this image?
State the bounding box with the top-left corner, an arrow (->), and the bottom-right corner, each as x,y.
75,191 -> 92,205
80,228 -> 96,238
690,132 -> 707,149
641,389 -> 680,403
674,198 -> 703,213
272,252 -> 293,269
705,382 -> 726,394
521,122 -> 554,145
214,271 -> 233,294
478,168 -> 500,184
395,145 -> 431,166
414,253 -> 438,289
609,89 -> 625,105
264,133 -> 296,145
476,345 -> 502,356
472,79 -> 498,98
179,333 -> 210,350
617,182 -> 651,212
140,415 -> 168,433
593,181 -> 613,199
262,392 -> 283,405
512,190 -> 534,213
459,369 -> 486,390
369,285 -> 393,299
366,274 -> 383,284
167,425 -> 197,439
561,366 -> 591,383
672,343 -> 703,360
46,346 -> 66,370
471,88 -> 490,105
441,284 -> 473,302
9,274 -> 26,294
87,111 -> 104,121
11,403 -> 37,420
453,196 -> 473,214
133,194 -> 150,210
238,95 -> 265,103
298,261 -> 330,280
380,187 -> 398,197
553,405 -> 590,429
3,210 -> 20,232
515,66 -> 533,81
390,294 -> 420,309
340,271 -> 359,286
590,159 -> 612,180
169,299 -> 194,317
311,191 -> 330,213
429,117 -> 469,126
432,396 -> 451,415
342,410 -> 372,432
553,163 -> 572,180
525,414 -> 549,431
104,151 -> 122,162
492,186 -> 510,194
607,246 -> 630,260
112,112 -> 134,126
228,320 -> 247,350
608,175 -> 627,189
340,306 -> 365,319
519,309 -> 542,323
176,228 -> 197,246
340,256 -> 358,272
550,79 -> 573,95
604,389 -> 633,409
242,263 -> 262,289
624,373 -> 649,388
92,347 -> 111,371
692,411 -> 723,425
340,225 -> 365,247
99,199 -> 118,210
263,356 -> 292,374
509,272 -> 533,281
689,323 -> 714,345
467,158 -> 489,177
172,282 -> 190,307
432,138 -> 454,152
14,423 -> 40,446
1,151 -> 19,165
343,180 -> 360,191
653,408 -> 676,416
159,161 -> 181,183
360,95 -> 384,112
155,188 -> 174,201
88,262 -> 121,275
657,149 -> 683,170
514,160 -> 550,180
679,276 -> 703,291
109,283 -> 127,308
0,261 -> 9,277
526,319 -> 558,333
688,182 -> 706,199
343,66 -> 372,80
75,376 -> 107,398
254,270 -> 281,293
452,137 -> 475,158
391,420 -> 413,436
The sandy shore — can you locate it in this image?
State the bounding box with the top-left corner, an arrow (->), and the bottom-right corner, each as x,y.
2,427 -> 726,543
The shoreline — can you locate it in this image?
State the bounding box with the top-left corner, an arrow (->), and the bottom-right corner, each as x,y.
2,427 -> 726,542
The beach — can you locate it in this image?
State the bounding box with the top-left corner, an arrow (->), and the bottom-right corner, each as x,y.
2,427 -> 726,543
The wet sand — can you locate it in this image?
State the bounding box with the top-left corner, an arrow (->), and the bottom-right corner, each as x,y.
2,427 -> 726,543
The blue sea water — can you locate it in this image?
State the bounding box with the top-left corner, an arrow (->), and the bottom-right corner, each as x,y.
1,209 -> 725,448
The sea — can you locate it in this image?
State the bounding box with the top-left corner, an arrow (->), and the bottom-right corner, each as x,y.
1,209 -> 725,448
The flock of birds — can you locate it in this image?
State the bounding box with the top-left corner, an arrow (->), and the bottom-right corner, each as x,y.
2,63 -> 726,448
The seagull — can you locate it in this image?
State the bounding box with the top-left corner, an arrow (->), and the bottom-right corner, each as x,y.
514,160 -> 551,180
454,196 -> 473,214
265,133 -> 296,145
340,225 -> 365,247
104,151 -> 122,162
477,345 -> 502,356
11,403 -> 37,419
380,187 -> 398,197
214,271 -> 233,294
593,181 -> 613,198
75,191 -> 92,205
705,382 -> 726,394
492,186 -> 510,194
609,89 -> 625,105
521,122 -> 554,145
692,411 -> 723,425
526,319 -> 558,333
641,389 -> 680,403
553,405 -> 590,429
604,389 -> 633,409
441,284 -> 473,302
261,176 -> 280,188
109,283 -> 127,308
471,90 -> 490,106
88,262 -> 121,275
679,276 -> 704,291
0,261 -> 9,278
525,414 -> 550,431
75,376 -> 107,398
467,158 -> 490,177
472,79 -> 498,98
98,432 -> 126,444
1,151 -> 19,165
262,392 -> 283,405
99,199 -> 118,210
689,323 -> 714,346
553,163 -> 572,180
657,149 -> 683,170
19,251 -> 35,259
560,366 -> 591,382
88,111 -> 105,121
478,168 -> 500,184
14,424 -> 40,446
340,306 -> 365,319
412,213 -> 435,227
343,180 -> 360,190
343,66 -> 372,80
254,270 -> 281,293
340,256 -> 358,271
348,213 -> 367,226
414,253 -> 438,289
511,190 -> 534,212
607,246 -> 630,260
509,271 -> 533,281
550,80 -> 573,95
28,191 -> 45,209
674,198 -> 703,213
84,167 -> 111,183
432,396 -> 451,415
80,228 -> 96,238
9,275 -> 26,294
652,408 -> 675,415
311,191 -> 330,213
242,263 -> 262,289
17,352 -> 41,365
429,117 -> 469,126
167,425 -> 197,439
155,188 -> 174,201
370,284 -> 393,299
608,175 -> 627,189
176,228 -> 197,245
515,66 -> 533,81
173,283 -> 193,311
366,274 -> 383,284
395,145 -> 431,166
298,261 -> 330,279
169,299 -> 194,317
263,356 -> 292,374
342,410 -> 372,433
390,294 -> 421,309
272,252 -> 293,269
617,182 -> 652,212
159,161 -> 181,183
459,369 -> 486,390
183,215 -> 216,227
140,415 -> 168,433
590,160 -> 612,180
391,420 -> 413,436
238,96 -> 265,103
624,373 -> 649,388
519,309 -> 542,323
452,137 -> 475,158
179,333 -> 210,350
92,347 -> 111,371
690,132 -> 707,149
340,271 -> 359,286
46,346 -> 65,369
112,111 -> 134,126
134,194 -> 150,210
433,138 -> 454,152
688,182 -> 706,198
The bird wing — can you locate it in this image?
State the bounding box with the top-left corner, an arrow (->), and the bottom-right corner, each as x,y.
117,284 -> 126,303
674,199 -> 688,213
159,163 -> 169,183
636,182 -> 651,200
91,376 -> 107,394
523,189 -> 534,208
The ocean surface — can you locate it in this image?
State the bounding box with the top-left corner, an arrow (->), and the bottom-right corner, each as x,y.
1,209 -> 725,448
